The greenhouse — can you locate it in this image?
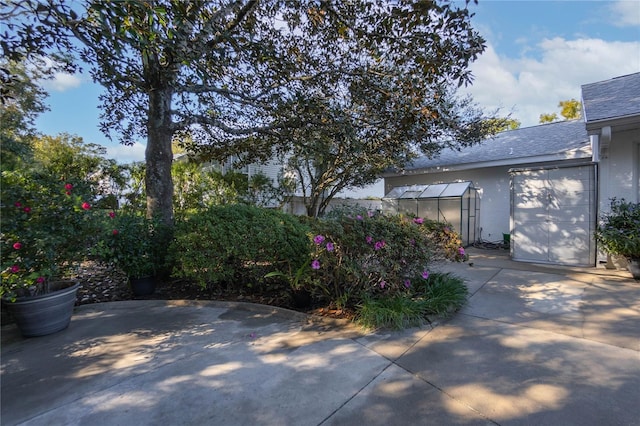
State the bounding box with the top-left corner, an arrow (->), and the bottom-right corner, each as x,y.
382,181 -> 480,246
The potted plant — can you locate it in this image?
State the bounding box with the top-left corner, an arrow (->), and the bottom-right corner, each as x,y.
595,198 -> 640,280
94,211 -> 158,296
1,176 -> 98,336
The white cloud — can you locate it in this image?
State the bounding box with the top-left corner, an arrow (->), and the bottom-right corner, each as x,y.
464,37 -> 640,127
45,72 -> 83,92
105,142 -> 146,164
36,57 -> 84,92
610,0 -> 640,27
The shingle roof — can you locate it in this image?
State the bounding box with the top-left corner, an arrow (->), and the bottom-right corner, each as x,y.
401,119 -> 590,172
582,72 -> 640,122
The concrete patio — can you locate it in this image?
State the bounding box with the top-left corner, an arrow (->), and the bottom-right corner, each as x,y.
2,248 -> 638,425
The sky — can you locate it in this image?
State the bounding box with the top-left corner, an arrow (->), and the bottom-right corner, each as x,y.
34,0 -> 640,167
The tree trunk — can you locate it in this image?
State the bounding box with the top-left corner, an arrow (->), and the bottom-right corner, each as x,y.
145,87 -> 174,227
306,202 -> 319,218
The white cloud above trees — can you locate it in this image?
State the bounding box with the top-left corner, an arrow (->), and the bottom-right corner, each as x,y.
464,36 -> 640,127
42,72 -> 83,92
106,142 -> 146,164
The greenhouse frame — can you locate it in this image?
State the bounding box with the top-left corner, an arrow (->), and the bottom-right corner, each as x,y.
382,181 -> 480,246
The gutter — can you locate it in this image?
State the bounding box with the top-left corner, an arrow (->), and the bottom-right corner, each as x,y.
382,147 -> 593,177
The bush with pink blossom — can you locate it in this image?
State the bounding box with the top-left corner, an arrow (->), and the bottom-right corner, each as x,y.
1,173 -> 99,300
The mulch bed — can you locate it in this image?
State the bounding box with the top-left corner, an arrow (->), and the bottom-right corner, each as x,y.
1,261 -> 356,327
73,261 -> 356,320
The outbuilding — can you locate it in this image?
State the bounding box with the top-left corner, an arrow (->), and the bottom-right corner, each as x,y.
383,72 -> 640,267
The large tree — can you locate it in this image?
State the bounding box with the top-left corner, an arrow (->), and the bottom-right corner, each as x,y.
264,88 -> 493,217
4,0 -> 489,225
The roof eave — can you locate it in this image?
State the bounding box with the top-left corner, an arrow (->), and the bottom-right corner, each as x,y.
383,148 -> 592,177
585,113 -> 640,134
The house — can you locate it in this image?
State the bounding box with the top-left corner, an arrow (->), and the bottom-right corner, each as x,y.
583,73 -> 640,213
382,72 -> 640,267
182,153 -> 383,214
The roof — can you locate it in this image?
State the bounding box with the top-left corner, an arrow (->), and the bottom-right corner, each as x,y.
383,181 -> 474,199
582,72 -> 640,123
394,119 -> 591,173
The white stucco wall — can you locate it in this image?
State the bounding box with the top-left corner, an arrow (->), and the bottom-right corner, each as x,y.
385,166 -> 512,243
598,128 -> 640,212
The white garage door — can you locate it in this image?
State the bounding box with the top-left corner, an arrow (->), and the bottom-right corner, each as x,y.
511,165 -> 596,266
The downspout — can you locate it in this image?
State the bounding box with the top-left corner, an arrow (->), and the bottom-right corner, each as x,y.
590,134 -> 600,163
593,126 -> 612,267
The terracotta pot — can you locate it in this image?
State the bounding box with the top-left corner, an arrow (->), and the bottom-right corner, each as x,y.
3,282 -> 79,337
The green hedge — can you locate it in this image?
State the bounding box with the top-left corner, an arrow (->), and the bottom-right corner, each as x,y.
168,204 -> 311,294
167,205 -> 468,314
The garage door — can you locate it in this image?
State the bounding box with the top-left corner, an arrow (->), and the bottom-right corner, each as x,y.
511,165 -> 596,266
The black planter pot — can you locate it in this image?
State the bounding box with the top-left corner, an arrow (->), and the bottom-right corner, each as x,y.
130,276 -> 156,296
3,282 -> 79,337
291,288 -> 312,308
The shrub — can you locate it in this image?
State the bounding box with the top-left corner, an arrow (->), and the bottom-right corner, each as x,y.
411,272 -> 468,316
355,272 -> 468,329
1,171 -> 100,299
168,204 -> 311,294
307,210 -> 435,308
595,198 -> 640,259
413,219 -> 469,262
92,210 -> 162,279
356,294 -> 428,330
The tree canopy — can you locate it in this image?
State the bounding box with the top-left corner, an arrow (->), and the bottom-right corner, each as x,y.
539,98 -> 582,123
3,0 -> 494,223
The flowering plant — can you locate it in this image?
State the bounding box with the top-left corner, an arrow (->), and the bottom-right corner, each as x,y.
595,198 -> 640,260
92,210 -> 157,279
1,173 -> 98,301
308,211 -> 434,307
306,210 -> 471,309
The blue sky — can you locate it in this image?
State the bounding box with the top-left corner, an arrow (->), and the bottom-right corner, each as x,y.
34,0 -> 640,165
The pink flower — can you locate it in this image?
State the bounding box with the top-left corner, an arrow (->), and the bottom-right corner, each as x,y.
367,210 -> 374,217
12,242 -> 22,250
366,236 -> 373,244
422,270 -> 430,280
380,280 -> 386,288
311,259 -> 321,270
36,276 -> 45,284
81,202 -> 91,210
374,240 -> 386,250
326,242 -> 334,252
413,217 -> 424,224
404,279 -> 411,288
458,247 -> 466,256
356,215 -> 363,220
112,229 -> 119,235
64,183 -> 73,191
14,202 -> 22,208
109,211 -> 116,218
313,235 -> 325,245
10,265 -> 20,273
23,206 -> 31,213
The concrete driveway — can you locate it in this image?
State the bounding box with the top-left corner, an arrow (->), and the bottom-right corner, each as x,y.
2,248 -> 639,425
